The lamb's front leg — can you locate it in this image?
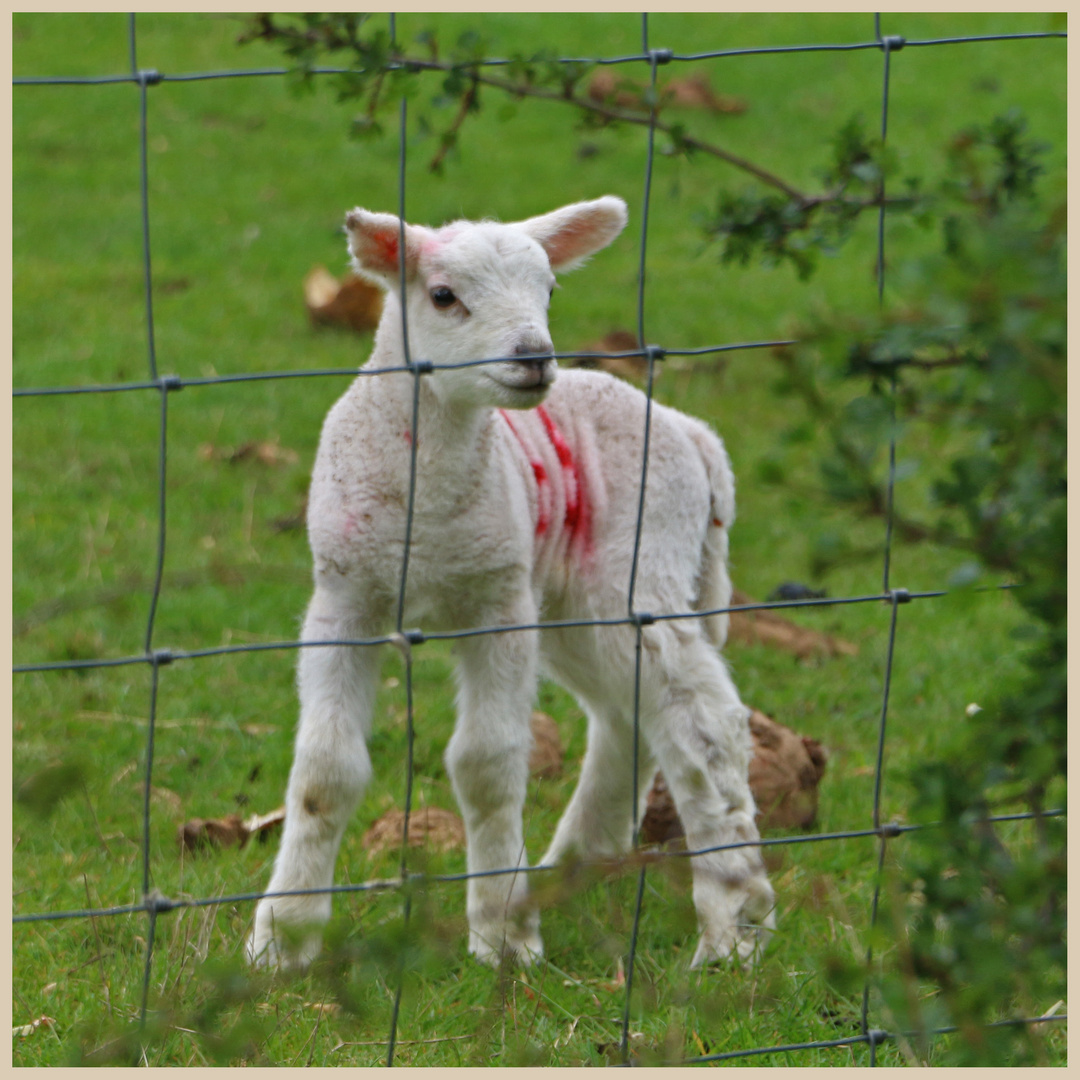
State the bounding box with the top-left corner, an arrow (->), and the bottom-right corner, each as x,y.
247,587 -> 380,969
446,621 -> 542,967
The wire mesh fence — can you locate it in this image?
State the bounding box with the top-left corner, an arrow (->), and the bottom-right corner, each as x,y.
13,12 -> 1066,1066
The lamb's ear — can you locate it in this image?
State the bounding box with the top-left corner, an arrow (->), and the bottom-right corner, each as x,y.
344,208 -> 423,287
516,196 -> 629,273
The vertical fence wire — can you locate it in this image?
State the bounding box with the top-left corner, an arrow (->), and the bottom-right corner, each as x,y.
620,15 -> 663,1061
135,10 -> 167,1044
861,19 -> 902,1063
11,12 -> 1067,1066
387,62 -> 418,1063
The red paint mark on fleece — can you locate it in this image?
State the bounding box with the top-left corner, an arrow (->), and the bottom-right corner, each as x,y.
499,407 -> 592,554
500,410 -> 549,536
537,404 -> 590,550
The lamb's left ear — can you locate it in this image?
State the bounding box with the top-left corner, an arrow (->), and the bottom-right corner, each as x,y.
517,196 -> 628,273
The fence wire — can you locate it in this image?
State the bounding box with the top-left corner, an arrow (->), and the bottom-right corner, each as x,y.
12,12 -> 1066,1067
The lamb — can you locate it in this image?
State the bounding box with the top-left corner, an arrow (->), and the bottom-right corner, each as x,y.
247,195 -> 775,971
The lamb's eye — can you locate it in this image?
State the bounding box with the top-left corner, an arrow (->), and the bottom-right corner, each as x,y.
430,286 -> 457,309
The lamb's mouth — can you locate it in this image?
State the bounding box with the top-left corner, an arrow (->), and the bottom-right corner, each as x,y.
488,358 -> 556,392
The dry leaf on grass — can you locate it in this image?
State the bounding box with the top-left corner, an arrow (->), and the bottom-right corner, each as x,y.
639,710 -> 828,843
529,710 -> 563,778
664,72 -> 747,114
747,710 -> 828,831
178,806 -> 285,853
361,806 -> 466,856
573,329 -> 648,382
728,588 -> 858,660
305,266 -> 384,332
587,70 -> 746,115
13,1016 -> 56,1038
134,782 -> 183,814
198,436 -> 299,468
305,1001 -> 342,1017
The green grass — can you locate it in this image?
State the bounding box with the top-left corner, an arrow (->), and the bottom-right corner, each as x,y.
13,12 -> 1066,1067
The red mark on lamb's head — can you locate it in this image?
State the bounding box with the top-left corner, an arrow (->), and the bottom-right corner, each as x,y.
373,230 -> 399,270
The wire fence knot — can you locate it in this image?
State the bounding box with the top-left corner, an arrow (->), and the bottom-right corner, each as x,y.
143,889 -> 175,914
648,48 -> 674,65
644,344 -> 665,363
880,35 -> 906,52
158,374 -> 183,392
150,648 -> 174,667
136,68 -> 162,87
890,587 -> 912,605
388,629 -> 425,661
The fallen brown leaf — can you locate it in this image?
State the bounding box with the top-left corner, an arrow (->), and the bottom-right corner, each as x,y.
664,72 -> 747,114
305,1001 -> 342,1017
587,69 -> 747,115
134,782 -> 183,814
198,436 -> 298,468
573,329 -> 648,382
640,710 -> 828,842
361,806 -> 466,856
748,710 -> 828,831
728,589 -> 859,660
13,1016 -> 56,1038
177,805 -> 285,853
305,266 -> 384,333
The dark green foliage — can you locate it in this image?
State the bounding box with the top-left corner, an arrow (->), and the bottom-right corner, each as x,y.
773,121 -> 1065,1063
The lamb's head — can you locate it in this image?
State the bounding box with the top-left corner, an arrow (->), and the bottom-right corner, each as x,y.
345,196 -> 628,411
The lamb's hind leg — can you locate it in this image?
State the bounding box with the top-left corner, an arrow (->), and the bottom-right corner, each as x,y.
248,586 -> 379,969
542,708 -> 654,866
644,629 -> 775,967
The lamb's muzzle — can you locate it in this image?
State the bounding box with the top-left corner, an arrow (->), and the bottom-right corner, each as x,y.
247,194 -> 775,972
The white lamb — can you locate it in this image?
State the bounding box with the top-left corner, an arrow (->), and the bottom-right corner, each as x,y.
247,195 -> 775,971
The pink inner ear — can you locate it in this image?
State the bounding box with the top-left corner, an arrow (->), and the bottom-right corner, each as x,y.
545,218 -> 603,267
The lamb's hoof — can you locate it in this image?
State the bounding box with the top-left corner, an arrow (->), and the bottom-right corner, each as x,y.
469,925 -> 544,969
690,881 -> 776,969
247,909 -> 324,971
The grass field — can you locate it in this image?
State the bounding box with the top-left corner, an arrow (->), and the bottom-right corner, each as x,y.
12,12 -> 1066,1066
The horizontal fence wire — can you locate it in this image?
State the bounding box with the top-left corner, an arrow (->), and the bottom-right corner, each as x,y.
12,807 -> 1066,926
12,11 -> 1065,1067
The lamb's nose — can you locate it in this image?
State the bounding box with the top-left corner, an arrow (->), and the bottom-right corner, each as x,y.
513,340 -> 554,366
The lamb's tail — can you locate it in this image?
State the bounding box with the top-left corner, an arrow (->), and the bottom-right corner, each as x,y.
684,418 -> 737,649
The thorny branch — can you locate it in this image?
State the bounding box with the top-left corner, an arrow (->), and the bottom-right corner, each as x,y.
242,14 -> 830,200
